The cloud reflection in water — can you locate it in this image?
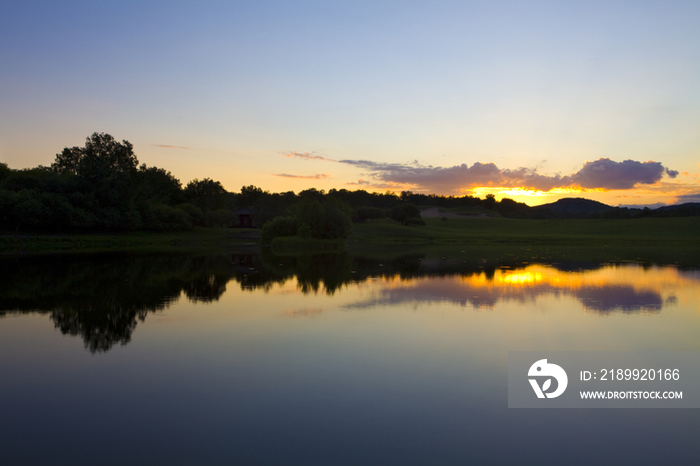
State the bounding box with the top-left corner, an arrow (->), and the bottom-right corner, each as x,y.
342,265 -> 680,315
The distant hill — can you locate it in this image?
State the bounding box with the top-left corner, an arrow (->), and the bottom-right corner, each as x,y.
646,202 -> 700,218
533,198 -> 612,216
653,202 -> 700,213
529,199 -> 700,219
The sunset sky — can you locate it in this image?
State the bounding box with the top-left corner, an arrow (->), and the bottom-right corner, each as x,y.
1,0 -> 699,207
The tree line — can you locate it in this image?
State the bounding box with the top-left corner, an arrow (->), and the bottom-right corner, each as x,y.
0,132 -> 478,235
1,132 -> 696,235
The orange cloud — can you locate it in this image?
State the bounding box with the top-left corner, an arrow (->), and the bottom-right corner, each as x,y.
281,151 -> 331,161
346,179 -> 412,191
338,158 -> 679,194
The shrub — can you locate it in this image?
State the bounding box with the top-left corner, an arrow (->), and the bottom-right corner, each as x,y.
261,216 -> 297,244
142,203 -> 192,231
177,203 -> 206,226
353,206 -> 386,223
297,223 -> 312,239
390,203 -> 422,226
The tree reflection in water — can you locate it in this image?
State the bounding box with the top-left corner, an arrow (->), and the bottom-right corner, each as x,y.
0,251 -> 692,352
0,253 -> 233,352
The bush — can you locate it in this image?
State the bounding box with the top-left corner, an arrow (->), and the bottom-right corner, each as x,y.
390,203 -> 422,226
205,209 -> 234,228
294,200 -> 323,235
177,203 -> 206,226
13,198 -> 46,227
261,216 -> 297,244
353,206 -> 386,223
297,223 -> 312,239
142,203 -> 192,231
318,201 -> 352,239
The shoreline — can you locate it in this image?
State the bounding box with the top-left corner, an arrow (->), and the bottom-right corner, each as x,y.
1,217 -> 698,260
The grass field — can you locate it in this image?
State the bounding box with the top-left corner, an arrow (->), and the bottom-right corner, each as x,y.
351,217 -> 700,245
349,217 -> 700,267
271,236 -> 346,253
0,228 -> 259,255
1,217 -> 698,266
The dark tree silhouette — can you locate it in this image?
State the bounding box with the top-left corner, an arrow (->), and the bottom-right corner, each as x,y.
137,165 -> 182,204
184,178 -> 228,211
52,132 -> 139,178
484,194 -> 497,210
240,185 -> 265,207
390,203 -> 423,226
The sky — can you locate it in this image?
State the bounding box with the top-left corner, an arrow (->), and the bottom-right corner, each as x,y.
1,0 -> 699,207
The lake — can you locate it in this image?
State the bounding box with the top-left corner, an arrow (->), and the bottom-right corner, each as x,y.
1,250 -> 698,465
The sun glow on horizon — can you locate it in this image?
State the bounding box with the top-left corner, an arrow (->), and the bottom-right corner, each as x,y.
468,186 -> 589,205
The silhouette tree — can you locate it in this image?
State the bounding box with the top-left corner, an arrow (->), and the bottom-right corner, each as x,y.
137,165 -> 182,204
0,162 -> 11,181
52,132 -> 139,178
484,194 -> 497,210
51,132 -> 141,229
184,178 -> 228,211
240,185 -> 265,207
390,203 -> 423,226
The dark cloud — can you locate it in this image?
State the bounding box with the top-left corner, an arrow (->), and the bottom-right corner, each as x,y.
284,151 -> 678,193
345,179 -> 407,190
337,157 -> 677,193
673,192 -> 700,203
568,159 -> 671,190
274,173 -> 330,180
666,168 -> 679,178
501,167 -> 566,191
339,160 -> 504,193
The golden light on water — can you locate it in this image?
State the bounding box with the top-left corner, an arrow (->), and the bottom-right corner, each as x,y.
457,264 -> 696,294
500,271 -> 544,285
232,263 -> 700,316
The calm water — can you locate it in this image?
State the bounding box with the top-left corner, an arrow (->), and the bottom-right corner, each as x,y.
0,251 -> 698,465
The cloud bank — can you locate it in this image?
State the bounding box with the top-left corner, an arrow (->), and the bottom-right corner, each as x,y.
281,149 -> 679,194
339,158 -> 678,194
570,159 -> 678,190
674,192 -> 700,203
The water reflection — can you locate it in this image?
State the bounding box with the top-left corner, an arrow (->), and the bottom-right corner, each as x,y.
0,252 -> 697,352
0,254 -> 235,352
344,265 -> 673,315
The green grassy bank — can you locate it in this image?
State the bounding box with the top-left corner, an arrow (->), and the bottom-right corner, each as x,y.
1,217 -> 698,260
270,236 -> 346,254
0,228 -> 259,255
351,217 -> 700,245
349,217 -> 700,267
